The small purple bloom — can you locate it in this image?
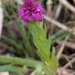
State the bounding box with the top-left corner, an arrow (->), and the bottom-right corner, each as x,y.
17,0 -> 45,23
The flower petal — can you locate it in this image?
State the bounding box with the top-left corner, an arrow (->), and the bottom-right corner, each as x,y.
21,15 -> 32,23
32,13 -> 43,21
17,0 -> 45,23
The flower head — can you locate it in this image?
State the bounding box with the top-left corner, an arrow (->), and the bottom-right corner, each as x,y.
17,0 -> 45,23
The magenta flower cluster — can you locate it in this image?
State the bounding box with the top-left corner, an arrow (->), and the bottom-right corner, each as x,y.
17,0 -> 45,23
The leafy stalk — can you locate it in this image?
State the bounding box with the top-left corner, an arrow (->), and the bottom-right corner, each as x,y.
28,21 -> 58,75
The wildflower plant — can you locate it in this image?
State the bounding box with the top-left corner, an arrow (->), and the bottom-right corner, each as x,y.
17,0 -> 58,75
0,0 -> 59,75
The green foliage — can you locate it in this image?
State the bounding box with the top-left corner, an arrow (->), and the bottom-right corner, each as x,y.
0,65 -> 25,72
51,30 -> 72,43
0,56 -> 42,75
28,22 -> 58,75
1,0 -> 35,58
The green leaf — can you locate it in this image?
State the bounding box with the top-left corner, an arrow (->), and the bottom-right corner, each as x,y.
50,57 -> 58,74
0,65 -> 25,72
28,21 -> 43,30
0,56 -> 42,68
51,47 -> 56,59
51,31 -> 72,43
42,37 -> 51,57
33,33 -> 42,50
44,47 -> 58,75
37,50 -> 47,61
32,26 -> 46,43
28,21 -> 46,43
0,42 -> 15,52
35,65 -> 43,75
1,36 -> 22,50
62,54 -> 72,67
36,22 -> 43,29
44,65 -> 53,75
49,47 -> 58,74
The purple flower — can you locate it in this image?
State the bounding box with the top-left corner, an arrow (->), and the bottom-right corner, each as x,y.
17,0 -> 45,23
